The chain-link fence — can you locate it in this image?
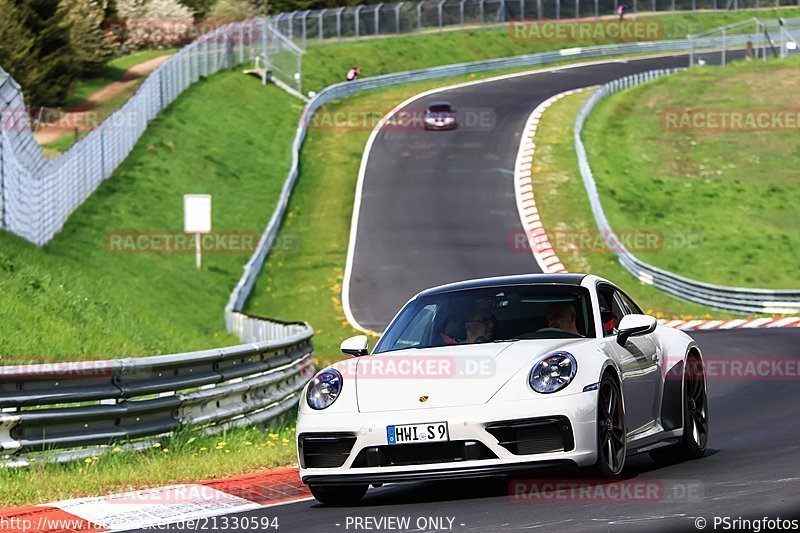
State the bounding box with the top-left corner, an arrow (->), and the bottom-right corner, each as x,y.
0,20 -> 302,246
270,0 -> 800,46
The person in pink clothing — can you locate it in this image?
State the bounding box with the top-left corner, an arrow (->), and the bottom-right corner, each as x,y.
617,4 -> 625,20
345,66 -> 361,81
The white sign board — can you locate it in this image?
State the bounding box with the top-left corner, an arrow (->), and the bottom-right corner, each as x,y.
184,194 -> 212,234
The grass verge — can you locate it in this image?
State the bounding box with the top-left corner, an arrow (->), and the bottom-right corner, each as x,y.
582,56 -> 800,289
0,72 -> 303,364
0,424 -> 297,508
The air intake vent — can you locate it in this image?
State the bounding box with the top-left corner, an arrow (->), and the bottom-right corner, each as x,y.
298,433 -> 357,468
485,416 -> 574,455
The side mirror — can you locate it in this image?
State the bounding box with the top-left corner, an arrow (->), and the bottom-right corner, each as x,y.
340,335 -> 369,357
617,314 -> 657,346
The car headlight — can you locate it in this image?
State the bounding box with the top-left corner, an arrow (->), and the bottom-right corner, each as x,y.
529,352 -> 577,394
306,369 -> 343,410
444,117 -> 455,123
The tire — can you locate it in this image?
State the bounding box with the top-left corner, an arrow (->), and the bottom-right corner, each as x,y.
650,354 -> 708,464
590,374 -> 627,478
308,484 -> 368,506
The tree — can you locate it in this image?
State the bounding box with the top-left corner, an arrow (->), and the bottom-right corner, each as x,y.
58,0 -> 116,76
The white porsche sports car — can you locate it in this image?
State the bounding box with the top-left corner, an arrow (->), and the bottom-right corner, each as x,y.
297,274 -> 708,505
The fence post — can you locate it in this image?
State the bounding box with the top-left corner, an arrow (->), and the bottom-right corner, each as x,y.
396,3 -> 403,33
301,11 -> 309,49
537,0 -> 542,20
480,0 -> 485,23
595,0 -> 599,18
521,0 -> 525,20
417,2 -> 423,31
318,9 -> 326,41
375,4 -> 382,36
337,7 -> 344,39
355,5 -> 363,37
556,0 -> 560,20
574,0 -> 579,19
438,0 -> 445,30
460,0 -> 466,26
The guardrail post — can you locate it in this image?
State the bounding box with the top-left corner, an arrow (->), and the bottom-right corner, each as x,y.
0,413 -> 21,455
722,28 -> 727,65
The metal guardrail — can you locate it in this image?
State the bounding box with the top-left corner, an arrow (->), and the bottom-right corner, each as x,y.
0,326 -> 314,465
574,68 -> 800,315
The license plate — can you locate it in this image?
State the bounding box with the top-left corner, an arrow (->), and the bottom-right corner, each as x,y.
387,422 -> 449,445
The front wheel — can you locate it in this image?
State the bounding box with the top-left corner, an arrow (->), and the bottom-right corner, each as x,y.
308,484 -> 368,506
590,374 -> 627,478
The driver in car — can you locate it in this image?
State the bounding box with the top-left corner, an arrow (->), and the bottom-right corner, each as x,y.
543,301 -> 580,336
439,309 -> 495,345
464,309 -> 495,344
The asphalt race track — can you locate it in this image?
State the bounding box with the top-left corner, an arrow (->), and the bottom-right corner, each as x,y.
347,51 -> 743,332
135,50 -> 800,532
140,328 -> 800,532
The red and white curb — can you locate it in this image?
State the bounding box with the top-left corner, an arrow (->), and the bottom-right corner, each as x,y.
660,316 -> 800,331
0,468 -> 310,532
511,89 -> 800,333
513,88 -> 588,275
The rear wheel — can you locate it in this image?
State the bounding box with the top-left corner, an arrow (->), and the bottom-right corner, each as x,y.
308,484 -> 368,506
590,374 -> 626,478
650,354 -> 708,464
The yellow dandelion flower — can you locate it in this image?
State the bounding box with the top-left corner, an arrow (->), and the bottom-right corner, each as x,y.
153,442 -> 161,448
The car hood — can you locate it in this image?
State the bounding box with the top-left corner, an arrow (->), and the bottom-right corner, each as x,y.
355,338 -> 590,413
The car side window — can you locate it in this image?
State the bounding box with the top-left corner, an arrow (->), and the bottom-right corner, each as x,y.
597,286 -> 620,336
616,291 -> 643,315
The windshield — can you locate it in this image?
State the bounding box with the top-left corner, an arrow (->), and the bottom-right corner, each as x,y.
428,104 -> 452,113
373,284 -> 595,354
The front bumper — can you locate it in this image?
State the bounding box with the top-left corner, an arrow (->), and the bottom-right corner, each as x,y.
297,392 -> 598,485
